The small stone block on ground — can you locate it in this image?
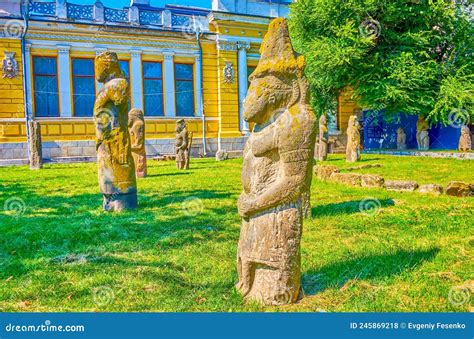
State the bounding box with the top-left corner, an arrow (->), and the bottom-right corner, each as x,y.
418,184 -> 444,195
445,181 -> 474,197
329,172 -> 362,186
384,180 -> 419,192
315,165 -> 340,181
361,174 -> 384,188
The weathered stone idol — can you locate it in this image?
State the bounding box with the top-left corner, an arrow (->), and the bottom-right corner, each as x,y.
175,119 -> 193,170
236,18 -> 316,306
396,127 -> 407,150
416,116 -> 430,151
346,115 -> 361,162
458,125 -> 472,152
318,114 -> 329,161
128,108 -> 147,178
28,120 -> 42,170
93,51 -> 137,212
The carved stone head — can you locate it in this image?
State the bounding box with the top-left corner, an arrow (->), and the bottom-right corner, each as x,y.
348,115 -> 360,130
95,51 -> 124,83
319,114 -> 327,125
175,119 -> 186,133
244,19 -> 306,125
397,127 -> 405,135
128,108 -> 144,128
461,125 -> 470,136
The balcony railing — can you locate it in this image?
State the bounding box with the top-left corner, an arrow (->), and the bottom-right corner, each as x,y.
28,0 -> 206,32
29,1 -> 56,16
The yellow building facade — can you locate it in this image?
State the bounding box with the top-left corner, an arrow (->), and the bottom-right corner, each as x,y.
0,0 -> 354,162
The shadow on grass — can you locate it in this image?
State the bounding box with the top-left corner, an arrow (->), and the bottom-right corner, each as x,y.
0,183 -> 239,279
302,248 -> 439,295
312,199 -> 395,217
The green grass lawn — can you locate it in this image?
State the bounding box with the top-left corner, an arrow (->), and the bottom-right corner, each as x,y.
0,155 -> 472,312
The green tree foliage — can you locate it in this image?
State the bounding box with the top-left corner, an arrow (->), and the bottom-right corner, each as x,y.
289,0 -> 473,125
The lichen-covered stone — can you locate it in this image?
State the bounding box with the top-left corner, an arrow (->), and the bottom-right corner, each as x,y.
346,115 -> 361,162
416,117 -> 430,151
315,165 -> 339,180
128,108 -> 147,178
397,127 -> 407,150
318,114 -> 328,161
330,172 -> 362,186
28,120 -> 42,170
445,181 -> 474,197
458,125 -> 472,152
418,184 -> 443,195
361,174 -> 384,188
175,119 -> 192,170
215,150 -> 228,161
94,51 -> 137,212
236,18 -> 316,306
385,180 -> 418,192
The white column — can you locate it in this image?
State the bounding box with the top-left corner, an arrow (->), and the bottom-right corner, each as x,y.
237,41 -> 250,134
194,53 -> 203,116
57,45 -> 72,117
24,43 -> 33,118
130,49 -> 143,110
163,51 -> 175,117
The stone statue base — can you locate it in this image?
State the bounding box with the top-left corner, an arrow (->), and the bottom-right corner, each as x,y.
103,192 -> 138,212
237,201 -> 302,306
28,120 -> 43,170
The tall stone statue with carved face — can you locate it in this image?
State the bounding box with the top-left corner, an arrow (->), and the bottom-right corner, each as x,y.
128,108 -> 147,178
416,116 -> 430,151
458,125 -> 472,152
236,18 -> 317,306
318,114 -> 329,161
93,51 -> 137,212
346,115 -> 361,162
175,119 -> 193,170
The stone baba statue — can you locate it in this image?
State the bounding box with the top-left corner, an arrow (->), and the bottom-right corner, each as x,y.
416,116 -> 430,151
236,18 -> 317,306
318,114 -> 329,161
346,115 -> 361,162
28,120 -> 42,170
175,119 -> 193,170
458,125 -> 472,152
93,51 -> 137,212
396,127 -> 407,150
128,108 -> 147,178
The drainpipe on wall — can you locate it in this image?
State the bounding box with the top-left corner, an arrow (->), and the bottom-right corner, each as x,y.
196,27 -> 207,156
20,0 -> 30,158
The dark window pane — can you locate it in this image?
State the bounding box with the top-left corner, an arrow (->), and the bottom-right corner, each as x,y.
144,79 -> 163,116
143,62 -> 162,78
72,58 -> 95,117
73,77 -> 95,117
33,56 -> 59,117
176,80 -> 194,117
34,75 -> 59,117
119,60 -> 130,79
33,57 -> 57,75
72,59 -> 94,76
175,63 -> 193,80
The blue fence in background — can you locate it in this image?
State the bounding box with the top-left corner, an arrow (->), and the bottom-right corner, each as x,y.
362,111 -> 461,150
